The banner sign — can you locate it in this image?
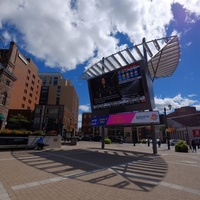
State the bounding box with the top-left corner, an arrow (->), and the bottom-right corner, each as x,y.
192,129 -> 200,137
91,115 -> 109,126
91,111 -> 160,126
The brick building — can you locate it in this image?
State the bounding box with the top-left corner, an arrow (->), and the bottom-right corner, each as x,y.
81,112 -> 94,136
33,73 -> 79,135
167,106 -> 200,143
0,42 -> 42,129
0,63 -> 16,130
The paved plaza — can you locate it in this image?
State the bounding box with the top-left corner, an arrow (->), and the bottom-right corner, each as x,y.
0,142 -> 200,200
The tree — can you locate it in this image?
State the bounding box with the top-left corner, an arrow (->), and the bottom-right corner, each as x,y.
8,114 -> 30,129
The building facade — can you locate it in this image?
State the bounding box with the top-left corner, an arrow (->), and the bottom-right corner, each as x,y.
0,63 -> 17,130
0,42 -> 42,111
82,106 -> 200,143
167,106 -> 200,144
33,73 -> 79,135
81,112 -> 94,136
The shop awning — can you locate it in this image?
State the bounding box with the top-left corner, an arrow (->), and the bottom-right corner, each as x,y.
0,114 -> 5,121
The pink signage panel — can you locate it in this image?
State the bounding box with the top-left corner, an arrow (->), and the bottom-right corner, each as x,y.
107,113 -> 135,125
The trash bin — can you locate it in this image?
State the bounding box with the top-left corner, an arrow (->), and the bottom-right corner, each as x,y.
70,138 -> 77,145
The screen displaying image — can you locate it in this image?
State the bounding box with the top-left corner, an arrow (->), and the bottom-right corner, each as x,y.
88,60 -> 154,115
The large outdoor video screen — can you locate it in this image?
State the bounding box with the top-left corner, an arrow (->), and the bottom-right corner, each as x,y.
87,60 -> 155,116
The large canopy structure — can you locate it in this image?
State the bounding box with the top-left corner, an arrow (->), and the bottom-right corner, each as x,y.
81,35 -> 180,81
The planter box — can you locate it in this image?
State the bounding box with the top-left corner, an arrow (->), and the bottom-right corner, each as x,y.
0,134 -> 61,149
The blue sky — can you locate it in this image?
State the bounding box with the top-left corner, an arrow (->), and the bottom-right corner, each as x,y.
0,0 -> 200,128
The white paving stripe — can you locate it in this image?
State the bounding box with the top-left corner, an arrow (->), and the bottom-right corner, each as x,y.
11,168 -> 105,190
111,169 -> 200,195
0,182 -> 11,200
7,151 -> 200,197
10,166 -> 200,196
167,161 -> 200,167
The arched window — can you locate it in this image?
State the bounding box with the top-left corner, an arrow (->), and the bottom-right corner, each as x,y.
1,92 -> 7,106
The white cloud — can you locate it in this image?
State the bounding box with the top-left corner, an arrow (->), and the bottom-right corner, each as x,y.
174,0 -> 200,19
154,94 -> 199,113
1,0 -> 199,72
186,42 -> 192,46
79,105 -> 90,112
78,105 -> 90,128
188,94 -> 196,98
78,114 -> 83,130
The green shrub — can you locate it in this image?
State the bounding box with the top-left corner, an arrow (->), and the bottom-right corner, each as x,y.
175,144 -> 181,152
175,140 -> 188,152
0,129 -> 43,135
104,138 -> 111,144
141,139 -> 146,144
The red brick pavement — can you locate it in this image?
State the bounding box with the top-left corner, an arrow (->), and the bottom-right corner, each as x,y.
0,142 -> 200,200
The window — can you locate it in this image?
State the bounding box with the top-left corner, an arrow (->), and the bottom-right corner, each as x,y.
5,79 -> 10,86
23,96 -> 26,101
21,104 -> 25,108
24,89 -> 27,94
26,76 -> 30,80
29,93 -> 33,97
25,82 -> 28,87
32,74 -> 36,79
53,77 -> 58,85
1,92 -> 7,106
28,69 -> 31,74
28,99 -> 32,104
31,80 -> 35,85
56,97 -> 60,105
50,77 -> 52,85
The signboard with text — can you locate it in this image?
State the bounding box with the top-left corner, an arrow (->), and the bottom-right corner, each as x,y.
193,129 -> 200,137
91,111 -> 160,126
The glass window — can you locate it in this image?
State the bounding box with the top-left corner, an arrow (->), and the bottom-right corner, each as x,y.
1,92 -> 7,105
5,79 -> 10,86
53,77 -> 58,85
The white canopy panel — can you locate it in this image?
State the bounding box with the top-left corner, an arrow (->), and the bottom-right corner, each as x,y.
81,36 -> 180,81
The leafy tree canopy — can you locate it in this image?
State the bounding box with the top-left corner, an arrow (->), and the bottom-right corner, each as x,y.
8,114 -> 30,126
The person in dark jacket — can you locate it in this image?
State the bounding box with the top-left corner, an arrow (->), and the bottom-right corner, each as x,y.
157,139 -> 161,148
191,139 -> 197,152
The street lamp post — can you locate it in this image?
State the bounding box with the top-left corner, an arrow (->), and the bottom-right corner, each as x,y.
164,104 -> 172,150
74,124 -> 77,137
43,110 -> 50,135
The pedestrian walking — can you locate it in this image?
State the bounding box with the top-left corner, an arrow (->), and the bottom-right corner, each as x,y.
158,139 -> 161,148
133,137 -> 136,146
147,139 -> 150,147
191,139 -> 197,152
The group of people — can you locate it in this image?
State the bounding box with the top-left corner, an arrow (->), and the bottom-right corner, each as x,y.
147,139 -> 161,147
